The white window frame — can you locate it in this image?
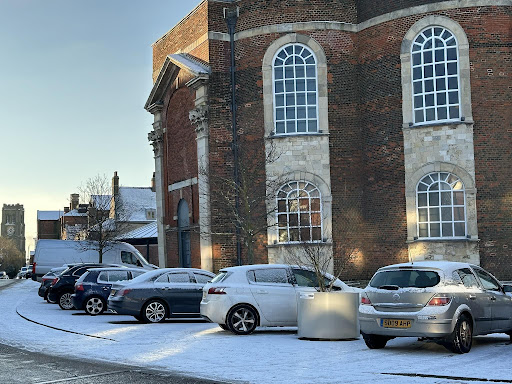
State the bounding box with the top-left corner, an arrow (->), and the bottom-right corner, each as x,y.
401,16 -> 473,128
411,26 -> 461,125
276,181 -> 323,244
272,43 -> 319,135
416,172 -> 467,239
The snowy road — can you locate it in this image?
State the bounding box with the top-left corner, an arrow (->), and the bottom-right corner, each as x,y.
1,280 -> 511,384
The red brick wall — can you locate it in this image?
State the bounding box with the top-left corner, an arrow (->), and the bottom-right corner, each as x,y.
156,1 -> 511,279
37,220 -> 60,239
152,0 -> 209,81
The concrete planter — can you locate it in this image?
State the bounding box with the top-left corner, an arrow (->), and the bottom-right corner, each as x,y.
297,291 -> 360,340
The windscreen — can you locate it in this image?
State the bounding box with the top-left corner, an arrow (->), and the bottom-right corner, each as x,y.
370,269 -> 440,289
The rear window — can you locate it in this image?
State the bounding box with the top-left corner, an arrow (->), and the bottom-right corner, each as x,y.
370,269 -> 440,289
248,268 -> 290,284
211,271 -> 230,284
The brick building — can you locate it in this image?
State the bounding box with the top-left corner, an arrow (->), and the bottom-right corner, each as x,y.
146,0 -> 511,279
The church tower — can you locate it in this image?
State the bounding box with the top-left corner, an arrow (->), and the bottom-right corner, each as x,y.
1,204 -> 26,255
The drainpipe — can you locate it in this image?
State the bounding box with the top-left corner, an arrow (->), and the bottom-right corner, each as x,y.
224,6 -> 242,266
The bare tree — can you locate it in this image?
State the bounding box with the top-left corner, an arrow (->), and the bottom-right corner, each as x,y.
198,140 -> 285,265
0,237 -> 24,278
78,174 -> 117,263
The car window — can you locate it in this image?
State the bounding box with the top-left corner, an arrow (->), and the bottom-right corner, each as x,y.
73,267 -> 89,277
211,271 -> 229,283
194,273 -> 212,284
108,271 -> 130,282
370,270 -> 440,288
131,270 -> 146,279
97,271 -> 109,283
121,251 -> 142,267
169,273 -> 191,283
250,268 -> 290,284
472,268 -> 500,291
454,268 -> 479,288
292,268 -> 330,288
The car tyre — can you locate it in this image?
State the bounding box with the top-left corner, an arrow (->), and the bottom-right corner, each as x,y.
227,304 -> 258,335
362,333 -> 389,349
445,314 -> 472,354
84,296 -> 106,316
141,300 -> 168,323
58,292 -> 75,310
219,324 -> 229,331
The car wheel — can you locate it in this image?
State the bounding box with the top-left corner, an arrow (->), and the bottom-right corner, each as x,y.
43,290 -> 48,301
227,304 -> 258,335
46,296 -> 56,304
141,300 -> 167,323
58,292 -> 75,310
362,333 -> 389,349
219,324 -> 229,331
445,314 -> 473,354
84,297 -> 106,316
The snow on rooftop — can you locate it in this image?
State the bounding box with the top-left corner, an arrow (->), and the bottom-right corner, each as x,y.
62,209 -> 87,217
117,187 -> 156,223
37,211 -> 64,221
115,221 -> 157,240
90,194 -> 112,210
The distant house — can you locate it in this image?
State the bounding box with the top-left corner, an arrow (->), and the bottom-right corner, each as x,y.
37,210 -> 64,239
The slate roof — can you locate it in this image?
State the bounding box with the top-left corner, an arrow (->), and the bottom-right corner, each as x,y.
115,222 -> 157,240
117,187 -> 156,223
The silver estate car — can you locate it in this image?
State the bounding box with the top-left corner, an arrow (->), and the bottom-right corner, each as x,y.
359,261 -> 512,353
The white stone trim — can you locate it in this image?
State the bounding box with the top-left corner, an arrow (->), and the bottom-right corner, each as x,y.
168,177 -> 198,192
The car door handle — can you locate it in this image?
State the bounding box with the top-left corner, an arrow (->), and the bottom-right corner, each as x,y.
468,295 -> 476,300
257,290 -> 268,294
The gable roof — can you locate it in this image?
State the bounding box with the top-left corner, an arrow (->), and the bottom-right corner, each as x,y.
145,53 -> 210,111
117,187 -> 156,222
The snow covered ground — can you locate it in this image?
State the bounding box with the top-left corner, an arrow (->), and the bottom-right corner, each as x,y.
1,279 -> 511,384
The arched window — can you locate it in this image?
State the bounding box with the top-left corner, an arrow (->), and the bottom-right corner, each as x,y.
273,44 -> 318,135
411,26 -> 460,125
277,181 -> 322,243
416,172 -> 466,239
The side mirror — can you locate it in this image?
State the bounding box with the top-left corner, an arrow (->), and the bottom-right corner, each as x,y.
503,285 -> 512,293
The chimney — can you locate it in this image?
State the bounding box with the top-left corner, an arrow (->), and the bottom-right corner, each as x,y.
70,194 -> 79,210
64,207 -> 70,214
112,171 -> 119,197
151,172 -> 156,192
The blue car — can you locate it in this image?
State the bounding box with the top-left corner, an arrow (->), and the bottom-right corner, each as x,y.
72,267 -> 147,315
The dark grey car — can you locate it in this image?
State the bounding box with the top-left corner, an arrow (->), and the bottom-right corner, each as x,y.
359,261 -> 512,353
108,268 -> 215,323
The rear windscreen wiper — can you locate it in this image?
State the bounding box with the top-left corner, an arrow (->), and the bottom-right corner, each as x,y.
378,285 -> 400,290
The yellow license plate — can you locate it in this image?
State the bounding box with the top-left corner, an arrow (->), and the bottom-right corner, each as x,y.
381,319 -> 411,328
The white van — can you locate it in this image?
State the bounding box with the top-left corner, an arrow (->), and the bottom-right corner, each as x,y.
32,240 -> 157,280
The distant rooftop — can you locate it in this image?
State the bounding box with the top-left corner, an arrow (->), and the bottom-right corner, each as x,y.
118,187 -> 156,223
116,222 -> 157,240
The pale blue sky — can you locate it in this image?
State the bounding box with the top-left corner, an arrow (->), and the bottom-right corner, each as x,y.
0,0 -> 202,255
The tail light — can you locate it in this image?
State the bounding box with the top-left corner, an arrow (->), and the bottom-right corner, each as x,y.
116,288 -> 132,297
427,295 -> 452,306
361,294 -> 372,305
32,262 -> 36,275
51,277 -> 59,286
208,287 -> 227,295
75,283 -> 84,291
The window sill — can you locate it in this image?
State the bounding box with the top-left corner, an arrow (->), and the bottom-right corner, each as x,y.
406,237 -> 479,244
267,241 -> 332,248
266,132 -> 330,140
402,119 -> 474,131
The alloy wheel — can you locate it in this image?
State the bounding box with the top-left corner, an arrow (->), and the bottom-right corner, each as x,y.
85,297 -> 105,316
59,293 -> 74,310
230,307 -> 256,334
458,318 -> 472,350
144,301 -> 166,323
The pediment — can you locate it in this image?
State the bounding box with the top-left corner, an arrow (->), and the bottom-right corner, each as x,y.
145,53 -> 210,111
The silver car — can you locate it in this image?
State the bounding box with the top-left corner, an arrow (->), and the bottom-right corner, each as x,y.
359,261 -> 512,353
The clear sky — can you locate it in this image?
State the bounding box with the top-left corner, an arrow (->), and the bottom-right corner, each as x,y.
0,0 -> 202,258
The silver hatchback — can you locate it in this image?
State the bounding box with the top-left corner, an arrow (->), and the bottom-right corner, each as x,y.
359,261 -> 512,353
